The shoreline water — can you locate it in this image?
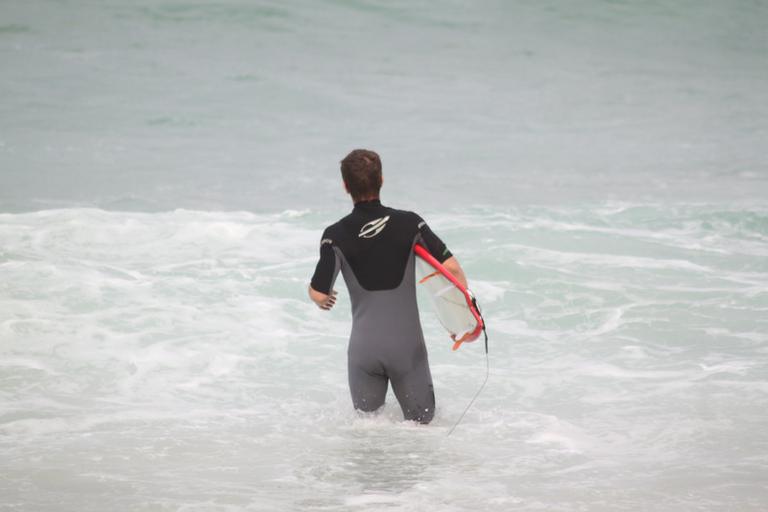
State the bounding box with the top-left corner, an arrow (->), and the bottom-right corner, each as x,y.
1,204 -> 766,510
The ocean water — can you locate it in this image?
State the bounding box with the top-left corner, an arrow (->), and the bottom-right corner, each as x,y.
1,1 -> 768,511
2,0 -> 767,211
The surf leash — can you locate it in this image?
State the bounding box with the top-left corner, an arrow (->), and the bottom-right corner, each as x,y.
447,297 -> 489,437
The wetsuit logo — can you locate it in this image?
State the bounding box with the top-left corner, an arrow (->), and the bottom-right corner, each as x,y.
358,216 -> 390,238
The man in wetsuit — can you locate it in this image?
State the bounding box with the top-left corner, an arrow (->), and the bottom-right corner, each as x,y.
308,149 -> 468,424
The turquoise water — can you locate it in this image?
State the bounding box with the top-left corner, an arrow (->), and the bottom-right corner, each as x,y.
1,0 -> 766,211
1,1 -> 767,511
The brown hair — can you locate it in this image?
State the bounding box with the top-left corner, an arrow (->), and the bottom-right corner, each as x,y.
340,149 -> 382,202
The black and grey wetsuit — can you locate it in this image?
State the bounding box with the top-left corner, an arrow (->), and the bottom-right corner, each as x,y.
311,199 -> 452,424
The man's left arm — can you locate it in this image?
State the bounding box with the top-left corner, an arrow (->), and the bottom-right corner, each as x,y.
309,233 -> 340,311
309,287 -> 337,310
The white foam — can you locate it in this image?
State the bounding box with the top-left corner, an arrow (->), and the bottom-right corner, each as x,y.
1,206 -> 767,511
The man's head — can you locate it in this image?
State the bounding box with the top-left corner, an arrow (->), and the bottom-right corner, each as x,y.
340,149 -> 382,203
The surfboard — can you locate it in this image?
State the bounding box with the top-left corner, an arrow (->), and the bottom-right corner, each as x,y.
414,244 -> 484,350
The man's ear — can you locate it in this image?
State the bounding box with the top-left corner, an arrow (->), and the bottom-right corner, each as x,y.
342,180 -> 350,194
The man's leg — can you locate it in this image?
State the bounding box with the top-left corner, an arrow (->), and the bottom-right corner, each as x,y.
390,360 -> 435,424
348,358 -> 388,413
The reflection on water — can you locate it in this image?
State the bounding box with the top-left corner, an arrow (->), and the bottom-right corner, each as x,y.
292,415 -> 444,509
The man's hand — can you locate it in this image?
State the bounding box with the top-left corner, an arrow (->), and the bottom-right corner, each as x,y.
309,286 -> 337,311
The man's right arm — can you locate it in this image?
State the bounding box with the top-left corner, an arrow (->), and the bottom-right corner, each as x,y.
442,256 -> 468,289
416,214 -> 469,288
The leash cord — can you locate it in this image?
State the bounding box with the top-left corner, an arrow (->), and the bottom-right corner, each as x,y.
447,300 -> 489,437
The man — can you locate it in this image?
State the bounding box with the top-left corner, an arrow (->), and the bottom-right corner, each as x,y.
308,149 -> 468,424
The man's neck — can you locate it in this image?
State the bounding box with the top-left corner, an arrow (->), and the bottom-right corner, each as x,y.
354,197 -> 381,206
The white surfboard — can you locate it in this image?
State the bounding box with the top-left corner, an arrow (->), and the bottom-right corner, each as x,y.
414,244 -> 484,350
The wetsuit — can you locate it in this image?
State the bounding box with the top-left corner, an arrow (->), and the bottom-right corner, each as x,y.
310,199 -> 452,423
